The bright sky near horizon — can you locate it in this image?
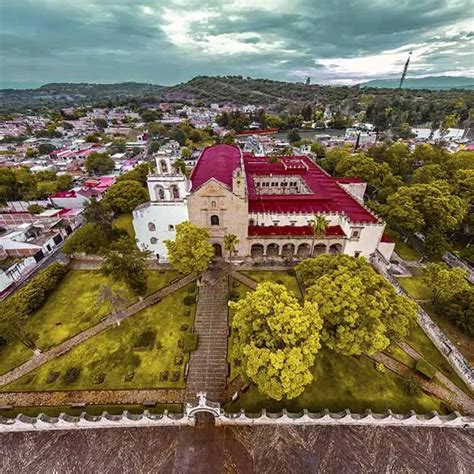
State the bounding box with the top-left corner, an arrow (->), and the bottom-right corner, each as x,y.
0,0 -> 473,87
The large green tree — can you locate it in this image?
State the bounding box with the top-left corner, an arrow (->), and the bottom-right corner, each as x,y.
423,263 -> 469,305
297,255 -> 417,355
84,152 -> 115,175
230,282 -> 322,400
102,180 -> 148,213
101,238 -> 150,296
385,181 -> 468,256
164,222 -> 214,274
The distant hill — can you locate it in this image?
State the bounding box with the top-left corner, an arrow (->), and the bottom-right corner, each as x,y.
0,82 -> 164,111
360,76 -> 474,90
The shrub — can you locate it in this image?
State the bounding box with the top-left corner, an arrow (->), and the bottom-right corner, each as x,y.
171,371 -> 180,382
402,377 -> 421,396
134,329 -> 156,349
0,263 -> 68,321
415,359 -> 436,380
183,295 -> 195,306
92,372 -> 106,384
232,280 -> 240,288
375,362 -> 386,373
229,290 -> 239,301
130,354 -> 142,367
183,333 -> 198,352
286,269 -> 296,276
63,367 -> 81,385
46,371 -> 60,384
187,286 -> 195,293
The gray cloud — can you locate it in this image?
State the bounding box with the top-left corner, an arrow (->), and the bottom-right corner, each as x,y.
0,0 -> 472,86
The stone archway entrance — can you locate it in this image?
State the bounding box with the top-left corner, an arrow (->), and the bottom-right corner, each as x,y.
212,243 -> 223,258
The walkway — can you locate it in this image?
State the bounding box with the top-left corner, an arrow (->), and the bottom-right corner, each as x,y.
230,270 -> 257,289
0,273 -> 197,387
371,352 -> 474,414
398,341 -> 474,410
185,266 -> 229,404
0,388 -> 184,408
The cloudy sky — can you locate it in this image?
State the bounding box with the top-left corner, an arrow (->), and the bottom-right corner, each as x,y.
0,0 -> 473,88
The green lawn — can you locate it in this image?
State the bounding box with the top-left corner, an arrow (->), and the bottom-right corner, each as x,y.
225,348 -> 448,414
243,270 -> 302,299
386,230 -> 421,261
396,276 -> 432,300
0,270 -> 179,375
0,404 -> 182,418
2,283 -> 197,392
113,213 -> 135,239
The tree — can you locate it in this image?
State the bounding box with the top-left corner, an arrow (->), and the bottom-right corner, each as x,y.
102,237 -> 150,296
173,158 -> 187,175
36,181 -> 57,198
411,164 -> 447,184
310,215 -> 328,256
102,180 -> 148,213
38,143 -> 56,155
56,174 -> 73,191
117,163 -> 151,186
85,152 -> 115,175
223,234 -> 240,263
301,104 -> 313,121
62,223 -> 109,255
298,255 -> 417,355
181,147 -> 192,159
287,129 -> 301,144
310,142 -> 326,159
423,263 -> 469,305
83,197 -> 114,238
164,222 -> 214,274
95,285 -> 128,315
385,182 -> 468,255
26,148 -> 38,158
229,282 -> 322,400
444,288 -> 474,336
27,204 -> 44,214
94,118 -> 108,130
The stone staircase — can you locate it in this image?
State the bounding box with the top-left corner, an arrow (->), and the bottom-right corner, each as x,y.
185,268 -> 229,404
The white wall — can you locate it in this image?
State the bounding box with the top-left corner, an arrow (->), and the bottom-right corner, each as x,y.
133,201 -> 189,261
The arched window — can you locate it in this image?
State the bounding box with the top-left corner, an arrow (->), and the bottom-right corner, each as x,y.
148,222 -> 156,231
155,185 -> 165,200
170,185 -> 180,200
249,219 -> 255,227
160,160 -> 168,174
210,215 -> 219,226
211,200 -> 217,208
150,237 -> 157,244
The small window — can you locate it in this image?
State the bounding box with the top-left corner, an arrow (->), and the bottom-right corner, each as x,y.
168,224 -> 175,231
351,230 -> 360,239
210,215 -> 219,226
170,185 -> 180,200
249,219 -> 255,227
355,251 -> 361,258
256,182 -> 260,187
148,222 -> 156,232
150,237 -> 157,244
271,182 -> 277,187
211,200 -> 217,208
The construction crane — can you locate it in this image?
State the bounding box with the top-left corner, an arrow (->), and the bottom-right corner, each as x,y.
399,51 -> 412,89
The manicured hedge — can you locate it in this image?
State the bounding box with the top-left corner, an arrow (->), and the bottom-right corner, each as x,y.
0,262 -> 68,319
415,359 -> 437,380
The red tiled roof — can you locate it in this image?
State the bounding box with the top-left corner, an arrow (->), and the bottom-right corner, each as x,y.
248,225 -> 346,237
190,145 -> 241,191
335,177 -> 366,184
381,233 -> 395,243
245,155 -> 377,224
188,145 -> 378,224
50,191 -> 77,198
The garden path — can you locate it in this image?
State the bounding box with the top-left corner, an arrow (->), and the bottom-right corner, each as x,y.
185,265 -> 229,404
0,273 -> 197,388
0,388 -> 184,407
372,352 -> 474,414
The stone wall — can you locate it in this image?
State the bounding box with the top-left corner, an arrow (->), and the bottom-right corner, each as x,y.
373,260 -> 474,392
1,408 -> 472,433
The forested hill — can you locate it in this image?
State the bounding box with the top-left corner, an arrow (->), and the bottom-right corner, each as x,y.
1,76 -> 474,114
361,76 -> 474,90
0,82 -> 164,111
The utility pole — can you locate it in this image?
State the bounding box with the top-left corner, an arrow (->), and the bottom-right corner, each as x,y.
399,52 -> 412,90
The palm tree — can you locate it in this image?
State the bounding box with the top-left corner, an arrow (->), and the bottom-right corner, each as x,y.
223,234 -> 240,264
310,214 -> 329,257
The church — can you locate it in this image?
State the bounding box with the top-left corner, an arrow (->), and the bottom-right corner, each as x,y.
132,144 -> 395,262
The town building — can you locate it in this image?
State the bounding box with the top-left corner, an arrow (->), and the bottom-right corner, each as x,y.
132,144 -> 394,262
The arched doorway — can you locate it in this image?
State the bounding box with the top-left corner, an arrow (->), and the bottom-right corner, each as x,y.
297,243 -> 311,259
266,243 -> 279,258
251,244 -> 264,258
281,243 -> 295,258
213,243 -> 223,257
313,243 -> 327,256
329,243 -> 343,255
